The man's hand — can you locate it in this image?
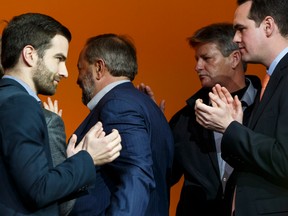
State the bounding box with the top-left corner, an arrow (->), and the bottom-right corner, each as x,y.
137,83 -> 165,113
195,84 -> 243,133
43,97 -> 63,117
67,122 -> 122,165
211,84 -> 243,123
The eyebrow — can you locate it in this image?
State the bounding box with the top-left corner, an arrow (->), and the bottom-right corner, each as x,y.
55,53 -> 67,61
233,24 -> 244,30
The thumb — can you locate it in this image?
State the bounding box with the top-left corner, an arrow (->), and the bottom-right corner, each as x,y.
66,134 -> 78,158
68,134 -> 77,149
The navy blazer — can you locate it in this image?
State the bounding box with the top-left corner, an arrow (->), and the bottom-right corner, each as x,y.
222,53 -> 288,215
69,82 -> 174,216
0,78 -> 96,215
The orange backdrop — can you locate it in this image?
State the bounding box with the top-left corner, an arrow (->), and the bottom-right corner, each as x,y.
1,0 -> 265,215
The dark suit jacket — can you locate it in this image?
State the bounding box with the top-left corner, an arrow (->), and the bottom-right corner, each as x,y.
222,53 -> 288,216
0,78 -> 96,215
170,76 -> 260,216
43,109 -> 75,216
69,82 -> 174,216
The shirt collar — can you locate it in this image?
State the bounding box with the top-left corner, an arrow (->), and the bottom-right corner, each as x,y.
268,47 -> 288,76
241,77 -> 258,107
87,80 -> 130,110
2,75 -> 41,102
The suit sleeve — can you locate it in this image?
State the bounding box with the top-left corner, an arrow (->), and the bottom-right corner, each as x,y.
169,113 -> 185,186
221,72 -> 288,183
0,94 -> 96,209
222,112 -> 288,183
100,99 -> 155,216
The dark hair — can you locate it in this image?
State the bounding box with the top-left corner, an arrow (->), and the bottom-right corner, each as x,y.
237,0 -> 288,36
188,23 -> 239,57
1,13 -> 71,70
84,33 -> 138,81
188,22 -> 247,71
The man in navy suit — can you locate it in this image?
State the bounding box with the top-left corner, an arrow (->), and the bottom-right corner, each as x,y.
195,0 -> 288,215
69,34 -> 174,216
0,13 -> 122,215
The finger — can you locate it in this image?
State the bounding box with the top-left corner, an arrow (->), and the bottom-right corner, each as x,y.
68,134 -> 77,147
160,100 -> 165,113
106,145 -> 122,163
67,134 -> 78,156
217,87 -> 227,103
94,126 -> 104,138
221,87 -> 234,104
209,92 -> 218,107
87,121 -> 103,137
76,135 -> 85,150
195,98 -> 203,106
136,83 -> 144,91
234,95 -> 242,113
109,140 -> 122,156
136,84 -> 140,90
108,129 -> 121,143
99,131 -> 106,138
209,92 -> 224,108
43,101 -> 49,109
81,121 -> 103,143
195,113 -> 206,126
195,99 -> 204,112
47,97 -> 53,109
104,138 -> 123,163
58,109 -> 63,117
212,85 -> 227,104
53,100 -> 59,113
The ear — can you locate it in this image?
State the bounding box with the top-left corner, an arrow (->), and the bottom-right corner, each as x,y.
94,59 -> 106,80
263,16 -> 275,37
22,45 -> 37,67
230,50 -> 241,69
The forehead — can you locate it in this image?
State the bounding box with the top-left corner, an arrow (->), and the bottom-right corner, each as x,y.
46,35 -> 69,56
195,42 -> 221,55
77,46 -> 88,63
77,46 -> 90,69
234,1 -> 252,26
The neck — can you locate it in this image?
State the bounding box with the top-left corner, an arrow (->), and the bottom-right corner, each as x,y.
5,69 -> 36,93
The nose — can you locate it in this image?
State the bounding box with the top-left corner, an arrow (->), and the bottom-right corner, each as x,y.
195,59 -> 203,72
59,63 -> 68,78
76,76 -> 80,86
233,31 -> 241,44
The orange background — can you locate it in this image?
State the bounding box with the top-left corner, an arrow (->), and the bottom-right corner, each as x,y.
1,1 -> 265,215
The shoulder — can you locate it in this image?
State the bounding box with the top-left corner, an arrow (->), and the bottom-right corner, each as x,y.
42,109 -> 64,128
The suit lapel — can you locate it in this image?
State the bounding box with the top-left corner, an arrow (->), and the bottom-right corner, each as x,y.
249,54 -> 288,129
74,107 -> 101,145
73,82 -> 131,144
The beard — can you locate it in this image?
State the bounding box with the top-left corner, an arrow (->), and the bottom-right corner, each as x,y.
32,60 -> 59,96
78,70 -> 95,105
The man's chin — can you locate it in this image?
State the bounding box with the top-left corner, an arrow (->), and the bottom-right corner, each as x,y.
38,88 -> 56,96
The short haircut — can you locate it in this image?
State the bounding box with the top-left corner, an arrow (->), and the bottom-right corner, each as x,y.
237,0 -> 288,37
84,33 -> 138,81
1,13 -> 71,70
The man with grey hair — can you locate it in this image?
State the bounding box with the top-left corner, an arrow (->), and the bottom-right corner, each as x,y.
69,33 -> 174,216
